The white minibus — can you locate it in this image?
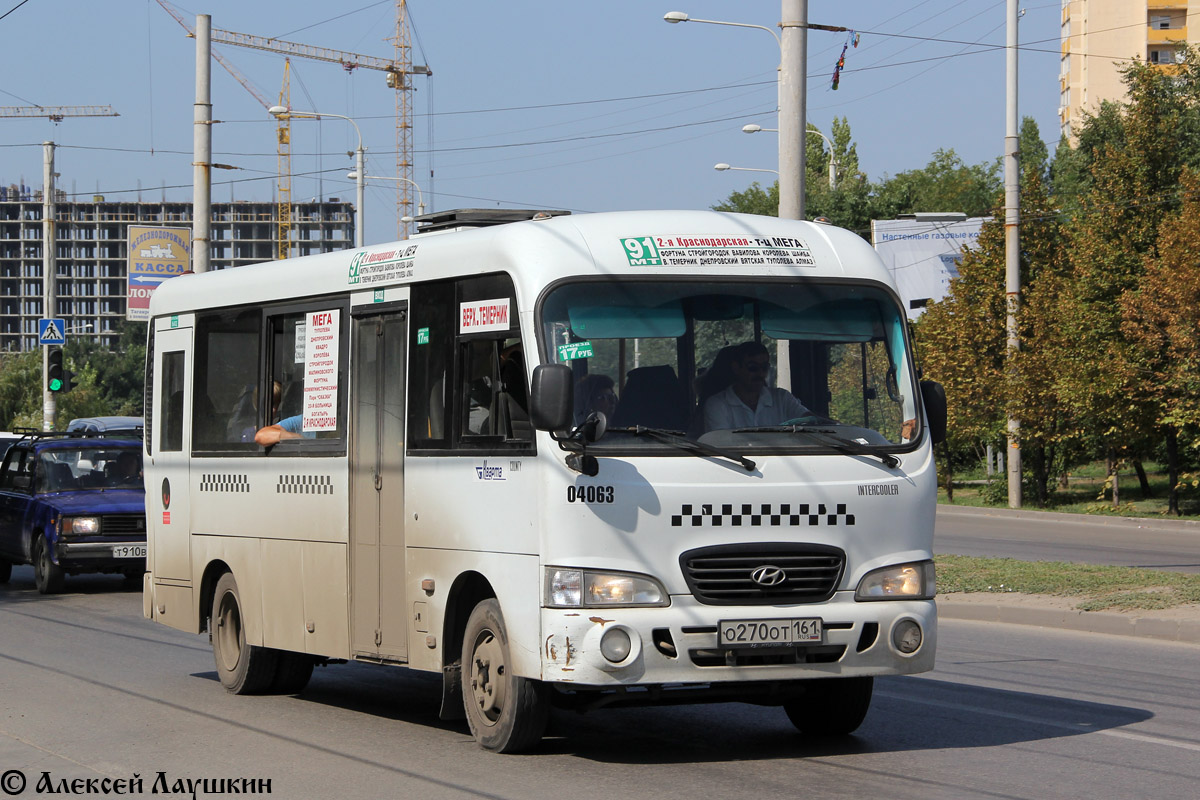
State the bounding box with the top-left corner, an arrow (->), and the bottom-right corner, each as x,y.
143,209 -> 946,752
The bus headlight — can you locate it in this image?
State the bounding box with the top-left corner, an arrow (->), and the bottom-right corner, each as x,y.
62,516 -> 100,536
545,568 -> 670,608
855,561 -> 936,600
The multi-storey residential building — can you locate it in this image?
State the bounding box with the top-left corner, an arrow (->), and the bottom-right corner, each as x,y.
0,188 -> 353,352
1060,0 -> 1196,139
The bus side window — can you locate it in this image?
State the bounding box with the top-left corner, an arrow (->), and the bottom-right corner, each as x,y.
408,279 -> 453,449
160,351 -> 185,453
193,309 -> 261,453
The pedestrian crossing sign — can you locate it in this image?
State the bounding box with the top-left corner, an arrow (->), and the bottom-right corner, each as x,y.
38,318 -> 67,346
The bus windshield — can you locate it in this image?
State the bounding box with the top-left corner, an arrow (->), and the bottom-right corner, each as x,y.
539,279 -> 920,453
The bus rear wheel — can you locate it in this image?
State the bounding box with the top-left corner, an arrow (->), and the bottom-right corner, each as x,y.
783,676 -> 874,736
211,572 -> 278,694
461,598 -> 550,753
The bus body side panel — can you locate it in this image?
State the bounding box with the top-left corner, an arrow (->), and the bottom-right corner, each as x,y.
404,457 -> 541,677
188,456 -> 351,657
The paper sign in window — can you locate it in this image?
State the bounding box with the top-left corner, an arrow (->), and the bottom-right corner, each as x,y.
302,309 -> 339,432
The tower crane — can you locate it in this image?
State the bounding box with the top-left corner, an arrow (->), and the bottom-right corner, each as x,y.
0,106 -> 119,122
156,0 -> 429,248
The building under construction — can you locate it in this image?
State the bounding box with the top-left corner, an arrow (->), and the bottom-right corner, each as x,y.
0,188 -> 354,352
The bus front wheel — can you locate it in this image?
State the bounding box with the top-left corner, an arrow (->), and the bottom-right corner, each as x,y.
211,572 -> 278,694
783,676 -> 874,736
461,598 -> 550,753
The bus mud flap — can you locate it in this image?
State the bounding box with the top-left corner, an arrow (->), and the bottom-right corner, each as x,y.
439,662 -> 466,720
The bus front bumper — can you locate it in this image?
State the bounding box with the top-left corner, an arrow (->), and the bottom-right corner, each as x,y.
539,592 -> 936,688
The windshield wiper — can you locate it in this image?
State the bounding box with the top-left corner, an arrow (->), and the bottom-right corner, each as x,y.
734,425 -> 900,469
608,426 -> 756,472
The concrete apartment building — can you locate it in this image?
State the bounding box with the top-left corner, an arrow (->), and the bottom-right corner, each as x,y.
1060,0 -> 1197,139
0,188 -> 354,352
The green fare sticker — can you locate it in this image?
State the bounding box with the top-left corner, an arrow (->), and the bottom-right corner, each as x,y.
417,327 -> 430,345
170,315 -> 179,329
558,340 -> 594,362
622,237 -> 662,266
374,289 -> 386,303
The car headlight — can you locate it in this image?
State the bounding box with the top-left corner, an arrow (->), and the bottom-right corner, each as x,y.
62,516 -> 101,535
855,560 -> 936,601
545,568 -> 669,608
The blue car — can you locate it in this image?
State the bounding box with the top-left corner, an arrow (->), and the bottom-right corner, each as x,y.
0,433 -> 146,594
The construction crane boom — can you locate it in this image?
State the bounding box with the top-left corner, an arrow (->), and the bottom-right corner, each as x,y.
155,0 -> 429,242
0,106 -> 119,121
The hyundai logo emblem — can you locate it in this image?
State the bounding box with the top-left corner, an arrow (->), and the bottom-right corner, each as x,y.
750,565 -> 786,586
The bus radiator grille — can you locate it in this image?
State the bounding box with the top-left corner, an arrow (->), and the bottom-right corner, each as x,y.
679,542 -> 846,605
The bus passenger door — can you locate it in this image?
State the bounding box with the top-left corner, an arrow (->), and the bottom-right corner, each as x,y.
351,308 -> 407,661
150,324 -> 192,583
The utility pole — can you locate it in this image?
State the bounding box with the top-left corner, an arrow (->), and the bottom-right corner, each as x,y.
1005,0 -> 1022,508
42,141 -> 56,431
193,14 -> 212,273
778,0 -> 807,220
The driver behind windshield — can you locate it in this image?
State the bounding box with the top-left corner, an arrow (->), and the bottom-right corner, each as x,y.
703,341 -> 810,431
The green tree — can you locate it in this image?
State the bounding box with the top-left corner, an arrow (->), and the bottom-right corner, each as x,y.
1054,57 -> 1199,502
0,349 -> 43,429
1120,168 -> 1200,514
871,148 -> 1001,220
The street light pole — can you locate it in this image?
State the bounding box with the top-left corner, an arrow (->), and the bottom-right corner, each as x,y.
349,173 -> 426,223
714,163 -> 779,176
270,106 -> 365,248
744,124 -> 836,189
779,0 -> 807,220
666,4 -> 809,218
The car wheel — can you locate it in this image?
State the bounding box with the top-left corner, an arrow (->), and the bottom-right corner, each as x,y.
0,557 -> 11,584
461,598 -> 550,753
32,535 -> 65,594
783,676 -> 874,736
211,572 -> 278,694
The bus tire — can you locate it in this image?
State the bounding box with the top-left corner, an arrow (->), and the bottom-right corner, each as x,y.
0,557 -> 11,584
32,535 -> 65,594
271,651 -> 315,694
783,676 -> 873,736
211,572 -> 278,694
461,598 -> 550,753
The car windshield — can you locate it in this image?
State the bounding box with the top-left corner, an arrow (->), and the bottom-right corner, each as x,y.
37,446 -> 144,492
539,279 -> 920,454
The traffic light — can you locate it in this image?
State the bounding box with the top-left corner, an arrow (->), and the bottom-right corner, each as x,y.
47,347 -> 64,392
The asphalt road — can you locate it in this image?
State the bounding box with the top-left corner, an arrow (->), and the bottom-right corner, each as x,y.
935,506 -> 1200,573
2,567 -> 1198,800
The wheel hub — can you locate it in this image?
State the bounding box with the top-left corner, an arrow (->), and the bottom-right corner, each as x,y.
470,632 -> 507,721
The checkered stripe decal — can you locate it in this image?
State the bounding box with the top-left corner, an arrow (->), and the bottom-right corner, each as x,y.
199,474 -> 250,493
277,475 -> 334,495
671,503 -> 854,527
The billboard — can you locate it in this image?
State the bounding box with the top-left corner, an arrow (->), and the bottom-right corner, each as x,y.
127,226 -> 191,321
871,216 -> 988,320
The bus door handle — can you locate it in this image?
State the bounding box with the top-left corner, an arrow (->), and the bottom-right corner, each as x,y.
374,472 -> 383,491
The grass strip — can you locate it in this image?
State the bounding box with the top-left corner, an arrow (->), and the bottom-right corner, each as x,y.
934,554 -> 1200,611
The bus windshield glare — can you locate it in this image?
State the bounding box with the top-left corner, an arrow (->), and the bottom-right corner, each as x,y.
539,279 -> 920,451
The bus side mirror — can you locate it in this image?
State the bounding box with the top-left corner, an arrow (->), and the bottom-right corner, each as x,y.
920,380 -> 947,445
530,364 -> 574,432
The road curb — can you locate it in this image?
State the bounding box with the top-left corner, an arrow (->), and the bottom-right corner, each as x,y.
936,503 -> 1200,534
937,596 -> 1200,645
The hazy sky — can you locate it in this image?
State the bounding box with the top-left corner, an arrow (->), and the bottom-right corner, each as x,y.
0,1 -> 1064,244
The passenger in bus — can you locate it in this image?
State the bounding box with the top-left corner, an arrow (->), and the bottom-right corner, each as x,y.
702,341 -> 810,431
254,382 -> 315,445
575,373 -> 618,425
